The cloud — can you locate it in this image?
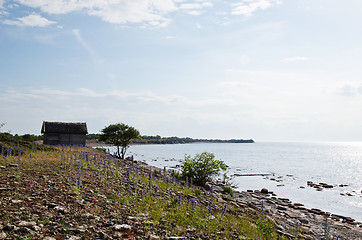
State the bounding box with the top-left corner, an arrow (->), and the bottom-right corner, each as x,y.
180,3 -> 203,10
2,13 -> 56,27
187,11 -> 201,16
337,84 -> 362,97
13,0 -> 178,27
72,29 -> 103,64
283,56 -> 309,62
232,0 -> 282,16
179,1 -> 212,15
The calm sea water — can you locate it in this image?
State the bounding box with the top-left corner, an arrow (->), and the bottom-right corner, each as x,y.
107,142 -> 362,221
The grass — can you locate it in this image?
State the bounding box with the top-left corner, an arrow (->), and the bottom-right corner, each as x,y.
0,143 -> 293,239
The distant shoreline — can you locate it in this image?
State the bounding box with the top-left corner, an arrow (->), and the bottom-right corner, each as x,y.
86,138 -> 255,148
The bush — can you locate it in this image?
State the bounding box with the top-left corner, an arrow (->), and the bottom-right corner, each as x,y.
181,152 -> 227,187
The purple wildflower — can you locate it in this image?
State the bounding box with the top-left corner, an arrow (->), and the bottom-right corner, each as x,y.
154,185 -> 159,196
190,198 -> 195,213
208,185 -> 214,214
178,194 -> 182,207
221,204 -> 227,216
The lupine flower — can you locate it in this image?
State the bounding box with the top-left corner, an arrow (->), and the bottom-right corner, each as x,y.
178,194 -> 182,207
190,198 -> 195,213
324,218 -> 330,240
221,204 -> 227,216
154,185 -> 158,196
260,200 -> 264,220
208,185 -> 214,214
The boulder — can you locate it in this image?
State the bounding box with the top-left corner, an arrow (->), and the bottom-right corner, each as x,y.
260,188 -> 269,194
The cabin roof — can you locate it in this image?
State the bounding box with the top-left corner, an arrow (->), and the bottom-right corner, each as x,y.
41,121 -> 88,134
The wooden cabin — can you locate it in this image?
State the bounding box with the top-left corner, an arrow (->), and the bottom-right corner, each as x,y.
41,121 -> 88,146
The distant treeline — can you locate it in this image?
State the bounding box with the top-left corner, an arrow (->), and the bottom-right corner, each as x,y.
0,132 -> 54,156
86,134 -> 254,144
0,132 -> 254,144
0,132 -> 43,142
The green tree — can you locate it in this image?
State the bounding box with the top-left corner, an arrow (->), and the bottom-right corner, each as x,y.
181,152 -> 228,187
99,123 -> 140,159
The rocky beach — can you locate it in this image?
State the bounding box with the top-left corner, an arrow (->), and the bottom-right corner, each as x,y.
0,144 -> 361,239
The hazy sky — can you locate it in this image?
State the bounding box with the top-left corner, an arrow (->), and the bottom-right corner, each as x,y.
1,0 -> 362,142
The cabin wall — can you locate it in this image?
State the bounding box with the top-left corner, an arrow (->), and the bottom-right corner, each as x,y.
43,133 -> 59,145
44,133 -> 86,146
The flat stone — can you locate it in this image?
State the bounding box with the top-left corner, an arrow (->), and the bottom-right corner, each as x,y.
294,203 -> 304,207
67,236 -> 81,240
114,224 -> 132,234
47,203 -> 57,208
277,206 -> 287,211
149,235 -> 160,240
54,206 -> 68,214
18,221 -> 36,228
299,218 -> 309,225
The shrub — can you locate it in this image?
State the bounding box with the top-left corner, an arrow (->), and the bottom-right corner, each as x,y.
181,152 -> 227,187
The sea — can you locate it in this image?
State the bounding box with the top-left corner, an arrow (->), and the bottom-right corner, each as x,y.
105,142 -> 362,222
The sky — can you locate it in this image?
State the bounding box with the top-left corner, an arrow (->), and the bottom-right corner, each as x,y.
1,0 -> 362,142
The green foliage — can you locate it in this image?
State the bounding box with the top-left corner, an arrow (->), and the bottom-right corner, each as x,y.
223,185 -> 234,198
94,147 -> 107,153
86,133 -> 100,140
99,123 -> 140,159
256,219 -> 275,239
0,123 -> 5,131
181,152 -> 227,187
193,188 -> 202,197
